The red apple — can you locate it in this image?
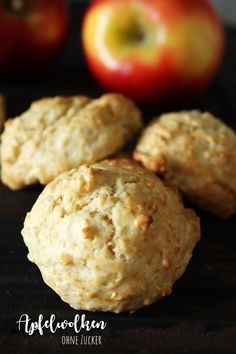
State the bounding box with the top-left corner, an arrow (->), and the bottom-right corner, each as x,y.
0,0 -> 69,79
82,0 -> 225,105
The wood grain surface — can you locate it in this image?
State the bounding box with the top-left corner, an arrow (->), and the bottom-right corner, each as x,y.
0,4 -> 235,354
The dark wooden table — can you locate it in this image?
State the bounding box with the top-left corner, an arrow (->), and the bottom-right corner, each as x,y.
0,3 -> 236,354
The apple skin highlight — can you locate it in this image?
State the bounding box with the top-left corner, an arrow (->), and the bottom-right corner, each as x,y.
82,0 -> 225,105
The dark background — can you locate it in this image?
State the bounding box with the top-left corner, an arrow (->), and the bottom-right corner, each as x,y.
0,2 -> 236,354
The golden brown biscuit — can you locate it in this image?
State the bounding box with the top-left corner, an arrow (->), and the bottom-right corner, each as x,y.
134,110 -> 236,218
1,96 -> 91,189
21,159 -> 200,313
1,94 -> 142,190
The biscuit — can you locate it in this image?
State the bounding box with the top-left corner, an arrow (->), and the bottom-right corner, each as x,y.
1,94 -> 142,190
134,110 -> 236,218
21,159 -> 200,313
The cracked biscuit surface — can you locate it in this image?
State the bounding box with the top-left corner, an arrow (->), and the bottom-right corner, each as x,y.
134,111 -> 236,218
1,94 -> 142,190
21,159 -> 200,313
